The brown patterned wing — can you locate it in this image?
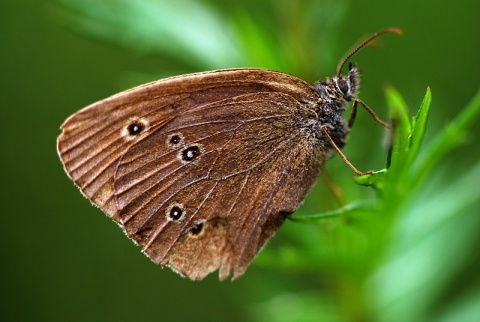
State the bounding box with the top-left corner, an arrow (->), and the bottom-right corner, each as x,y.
57,69 -> 318,219
57,69 -> 323,280
114,92 -> 326,280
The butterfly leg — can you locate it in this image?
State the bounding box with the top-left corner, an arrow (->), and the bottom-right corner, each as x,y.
351,98 -> 391,129
347,99 -> 358,129
321,126 -> 374,176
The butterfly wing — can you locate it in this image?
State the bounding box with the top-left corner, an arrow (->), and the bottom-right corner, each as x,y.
57,69 -> 325,280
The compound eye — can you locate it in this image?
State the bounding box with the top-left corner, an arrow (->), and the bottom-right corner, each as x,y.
337,78 -> 349,96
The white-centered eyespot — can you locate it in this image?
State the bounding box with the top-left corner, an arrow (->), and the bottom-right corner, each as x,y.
165,202 -> 186,222
121,117 -> 149,141
189,220 -> 207,237
177,144 -> 203,164
166,132 -> 185,149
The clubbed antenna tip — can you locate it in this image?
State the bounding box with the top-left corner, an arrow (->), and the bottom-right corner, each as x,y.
336,27 -> 403,76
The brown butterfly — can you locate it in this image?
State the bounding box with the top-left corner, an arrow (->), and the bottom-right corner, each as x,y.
57,28 -> 401,280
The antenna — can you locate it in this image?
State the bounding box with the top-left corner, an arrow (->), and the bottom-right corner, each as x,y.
336,27 -> 403,76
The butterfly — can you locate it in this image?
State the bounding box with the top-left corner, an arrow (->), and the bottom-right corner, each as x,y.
57,28 -> 401,280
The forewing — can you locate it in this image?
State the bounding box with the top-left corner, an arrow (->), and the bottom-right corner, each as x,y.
57,69 -> 318,219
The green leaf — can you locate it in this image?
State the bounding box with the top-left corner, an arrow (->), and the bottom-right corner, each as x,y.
414,87 -> 480,182
384,86 -> 412,179
407,87 -> 432,167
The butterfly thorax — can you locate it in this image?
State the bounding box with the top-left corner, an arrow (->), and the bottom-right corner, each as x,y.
313,64 -> 360,150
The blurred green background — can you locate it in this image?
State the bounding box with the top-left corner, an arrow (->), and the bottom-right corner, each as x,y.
2,0 -> 479,321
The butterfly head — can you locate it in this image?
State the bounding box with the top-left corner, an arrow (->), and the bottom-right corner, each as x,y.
313,62 -> 360,107
332,62 -> 360,102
